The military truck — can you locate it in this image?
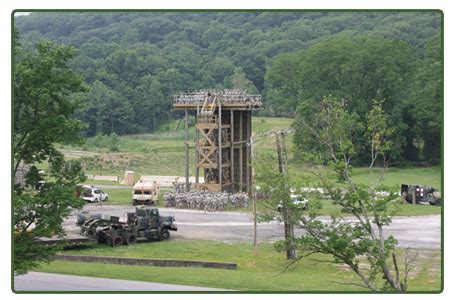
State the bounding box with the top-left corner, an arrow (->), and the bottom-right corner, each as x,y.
401,184 -> 441,206
79,207 -> 177,246
132,180 -> 160,205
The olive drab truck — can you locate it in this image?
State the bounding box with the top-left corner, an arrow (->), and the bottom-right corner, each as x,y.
79,207 -> 177,247
401,184 -> 441,206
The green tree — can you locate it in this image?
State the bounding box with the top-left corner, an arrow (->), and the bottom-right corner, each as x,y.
264,52 -> 303,114
14,158 -> 86,275
411,35 -> 442,163
14,12 -> 442,163
365,100 -> 395,170
293,96 -> 363,177
268,35 -> 419,163
135,76 -> 164,132
14,40 -> 87,173
13,38 -> 87,274
226,67 -> 258,93
286,96 -> 413,291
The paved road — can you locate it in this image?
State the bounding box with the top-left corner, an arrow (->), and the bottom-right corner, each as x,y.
14,272 -> 228,291
66,204 -> 441,249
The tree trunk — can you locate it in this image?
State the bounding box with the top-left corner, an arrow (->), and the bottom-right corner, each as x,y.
276,132 -> 296,260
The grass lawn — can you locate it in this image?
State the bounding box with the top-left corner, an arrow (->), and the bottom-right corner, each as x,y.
34,240 -> 441,292
103,187 -> 133,205
351,167 -> 442,190
237,198 -> 441,217
252,117 -> 293,134
317,199 -> 441,216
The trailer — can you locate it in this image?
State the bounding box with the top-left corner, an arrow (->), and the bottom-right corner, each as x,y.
79,207 -> 177,246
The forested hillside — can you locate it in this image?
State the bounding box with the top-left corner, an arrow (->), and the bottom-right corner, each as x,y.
14,11 -> 442,163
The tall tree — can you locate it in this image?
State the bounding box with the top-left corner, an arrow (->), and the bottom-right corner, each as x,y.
13,37 -> 87,274
285,96 -> 413,291
227,67 -> 258,93
365,100 -> 395,170
14,40 -> 87,173
411,35 -> 442,163
269,35 -> 420,163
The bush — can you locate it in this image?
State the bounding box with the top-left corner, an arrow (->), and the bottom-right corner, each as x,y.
85,133 -> 121,151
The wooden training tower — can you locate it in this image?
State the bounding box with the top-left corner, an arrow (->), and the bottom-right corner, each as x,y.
173,89 -> 262,193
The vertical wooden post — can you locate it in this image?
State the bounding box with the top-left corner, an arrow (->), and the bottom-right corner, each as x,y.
239,111 -> 243,192
276,133 -> 283,173
250,135 -> 257,256
247,111 -> 252,193
195,110 -> 199,184
230,110 -> 235,193
219,102 -> 222,188
185,109 -> 190,191
280,131 -> 288,175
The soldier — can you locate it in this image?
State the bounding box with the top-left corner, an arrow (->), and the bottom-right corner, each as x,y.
95,196 -> 102,208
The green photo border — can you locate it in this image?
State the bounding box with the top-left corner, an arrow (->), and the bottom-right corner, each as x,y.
10,8 -> 444,294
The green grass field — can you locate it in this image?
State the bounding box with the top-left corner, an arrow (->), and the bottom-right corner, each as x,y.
317,199 -> 441,216
103,188 -> 133,205
237,197 -> 441,216
35,240 -> 441,292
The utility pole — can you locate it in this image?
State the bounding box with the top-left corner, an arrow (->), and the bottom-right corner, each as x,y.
276,131 -> 296,260
250,135 -> 257,256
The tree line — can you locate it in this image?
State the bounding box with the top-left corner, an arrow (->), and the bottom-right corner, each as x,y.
14,11 -> 442,164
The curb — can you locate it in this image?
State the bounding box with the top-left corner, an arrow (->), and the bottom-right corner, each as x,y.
54,254 -> 237,270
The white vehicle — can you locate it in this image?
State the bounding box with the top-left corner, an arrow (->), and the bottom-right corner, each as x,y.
277,194 -> 309,211
81,186 -> 109,203
132,180 -> 159,205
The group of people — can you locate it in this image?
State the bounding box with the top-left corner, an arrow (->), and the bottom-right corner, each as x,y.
174,89 -> 262,108
163,190 -> 249,212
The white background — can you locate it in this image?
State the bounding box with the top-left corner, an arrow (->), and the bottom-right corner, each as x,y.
1,1 -> 448,299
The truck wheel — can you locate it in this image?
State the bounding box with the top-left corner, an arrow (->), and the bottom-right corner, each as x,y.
132,199 -> 137,206
110,236 -> 123,247
125,234 -> 137,245
433,199 -> 441,206
160,229 -> 170,240
145,200 -> 150,205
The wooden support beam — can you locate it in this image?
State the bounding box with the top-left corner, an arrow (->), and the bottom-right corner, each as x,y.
185,109 -> 190,191
239,111 -> 243,192
219,102 -> 223,187
230,110 -> 234,193
195,110 -> 199,184
246,110 -> 251,194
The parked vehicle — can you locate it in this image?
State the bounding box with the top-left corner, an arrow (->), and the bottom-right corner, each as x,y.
80,185 -> 109,203
401,184 -> 441,206
277,194 -> 309,212
132,180 -> 159,205
79,207 -> 177,246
